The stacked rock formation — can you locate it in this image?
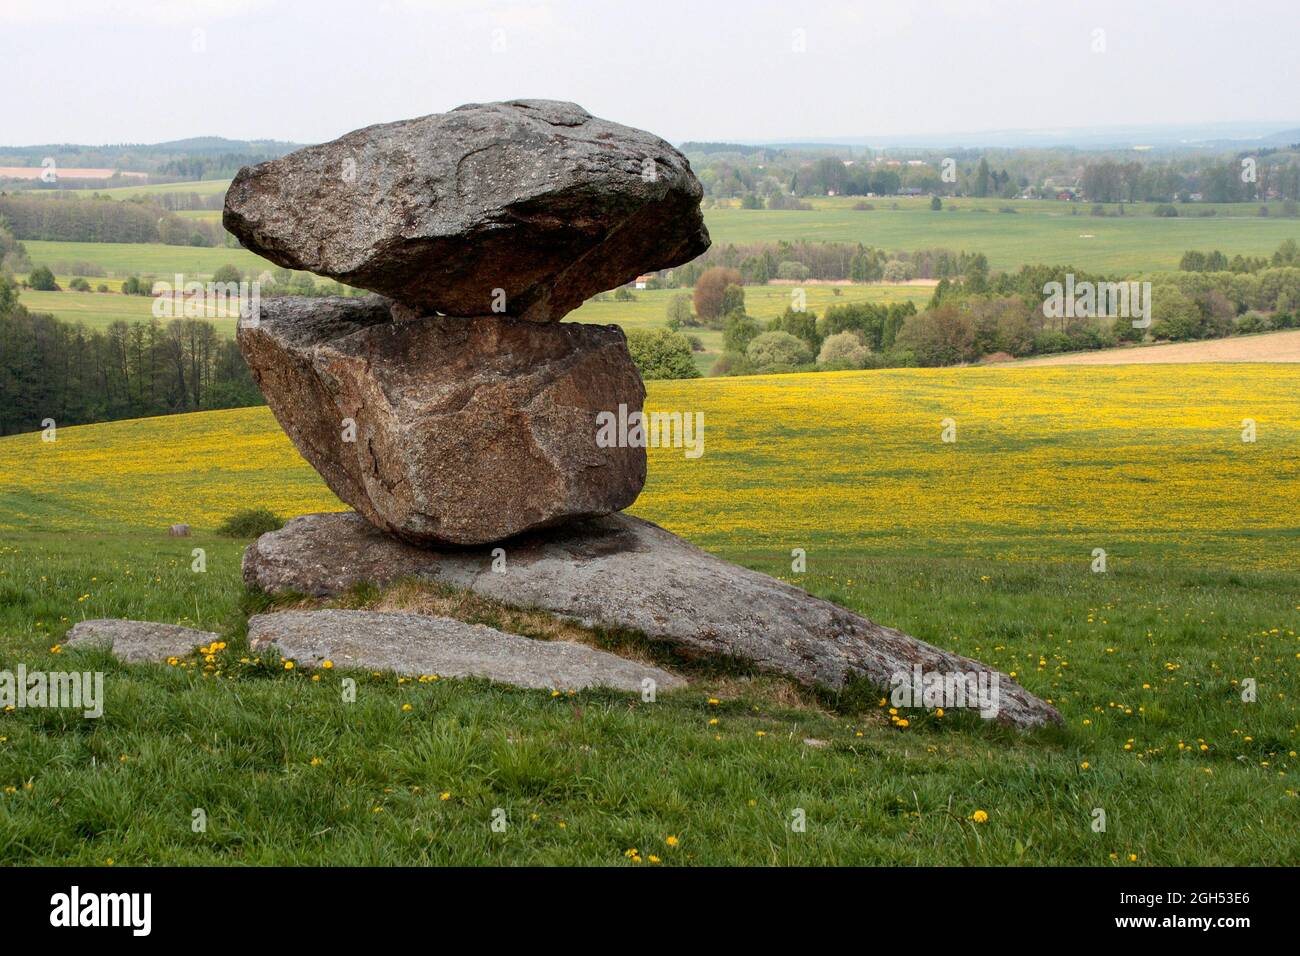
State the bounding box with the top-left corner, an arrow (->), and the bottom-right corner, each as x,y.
226,100 -> 1062,728
226,99 -> 710,544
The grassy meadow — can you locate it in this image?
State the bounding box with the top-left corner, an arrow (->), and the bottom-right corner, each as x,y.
0,365 -> 1296,865
705,197 -> 1300,273
90,178 -> 233,201
24,239 -> 274,280
18,289 -> 242,335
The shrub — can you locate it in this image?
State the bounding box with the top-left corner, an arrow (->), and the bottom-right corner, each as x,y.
625,328 -> 699,380
68,277 -> 91,292
612,287 -> 636,301
1234,312 -> 1272,335
212,264 -> 243,285
693,267 -> 742,324
895,305 -> 977,366
720,283 -> 745,317
665,291 -> 695,329
1065,322 -> 1116,351
28,265 -> 57,291
1034,330 -> 1072,354
217,507 -> 284,538
722,312 -> 761,353
767,193 -> 812,211
1150,286 -> 1205,341
776,260 -> 810,281
745,331 -> 812,371
882,260 -> 911,283
767,306 -> 822,354
708,351 -> 749,377
817,331 -> 872,369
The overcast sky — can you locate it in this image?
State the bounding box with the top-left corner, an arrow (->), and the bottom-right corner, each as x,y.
4,0 -> 1296,146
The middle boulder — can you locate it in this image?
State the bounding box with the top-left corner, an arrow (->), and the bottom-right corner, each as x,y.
239,295 -> 646,546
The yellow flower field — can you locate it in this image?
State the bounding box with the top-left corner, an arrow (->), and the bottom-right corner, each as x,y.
1,364 -> 1297,569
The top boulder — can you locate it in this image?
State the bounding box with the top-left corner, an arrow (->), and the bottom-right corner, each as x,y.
224,100 -> 710,322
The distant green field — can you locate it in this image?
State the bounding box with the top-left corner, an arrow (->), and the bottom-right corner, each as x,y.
23,240 -> 274,279
176,210 -> 223,222
18,289 -> 239,335
92,178 -> 233,200
18,188 -> 1300,280
705,198 -> 1300,274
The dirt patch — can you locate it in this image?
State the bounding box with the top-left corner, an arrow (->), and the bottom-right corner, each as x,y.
766,278 -> 940,287
1015,330 -> 1300,366
0,167 -> 147,180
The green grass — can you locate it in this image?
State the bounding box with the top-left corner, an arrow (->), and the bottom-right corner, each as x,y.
0,527 -> 1293,865
175,210 -> 223,223
90,178 -> 233,200
705,197 -> 1300,273
17,289 -> 240,335
23,240 -> 274,281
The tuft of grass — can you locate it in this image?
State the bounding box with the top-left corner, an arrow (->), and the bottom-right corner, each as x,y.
216,507 -> 284,539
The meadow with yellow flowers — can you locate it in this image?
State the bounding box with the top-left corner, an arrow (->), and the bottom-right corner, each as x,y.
0,363 -> 1296,864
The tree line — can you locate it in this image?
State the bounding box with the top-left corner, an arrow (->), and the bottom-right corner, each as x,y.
1081,159 -> 1300,204
0,275 -> 261,436
653,240 -> 975,287
634,251 -> 1300,380
1179,239 -> 1300,273
0,194 -> 229,247
688,143 -> 1300,204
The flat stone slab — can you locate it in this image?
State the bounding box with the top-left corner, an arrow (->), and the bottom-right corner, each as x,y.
246,609 -> 684,694
64,619 -> 219,663
244,512 -> 1062,728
